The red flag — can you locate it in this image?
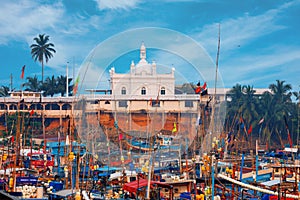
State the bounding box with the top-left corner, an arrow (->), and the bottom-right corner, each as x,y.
202,82 -> 207,90
239,116 -> 244,123
195,87 -> 201,94
20,65 -> 25,79
195,81 -> 201,94
11,136 -> 15,143
195,81 -> 208,95
119,133 -> 123,140
247,125 -> 252,135
200,82 -> 208,96
29,109 -> 34,116
149,98 -> 152,106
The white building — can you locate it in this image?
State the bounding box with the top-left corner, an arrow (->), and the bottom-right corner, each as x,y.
109,43 -> 175,99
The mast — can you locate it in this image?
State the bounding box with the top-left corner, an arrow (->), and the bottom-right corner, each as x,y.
211,23 -> 221,148
210,23 -> 221,200
12,100 -> 21,192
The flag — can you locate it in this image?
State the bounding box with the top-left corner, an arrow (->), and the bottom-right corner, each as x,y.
114,120 -> 118,129
195,81 -> 208,95
20,65 -> 25,79
200,82 -> 208,96
247,125 -> 253,135
258,118 -> 264,125
172,122 -> 177,133
11,136 -> 15,143
195,81 -> 201,94
240,117 -> 244,129
73,76 -> 79,95
119,133 -> 123,140
149,98 -> 153,106
239,116 -> 247,133
66,134 -> 70,145
29,109 -> 34,116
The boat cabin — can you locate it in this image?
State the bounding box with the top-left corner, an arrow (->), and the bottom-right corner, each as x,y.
26,152 -> 54,168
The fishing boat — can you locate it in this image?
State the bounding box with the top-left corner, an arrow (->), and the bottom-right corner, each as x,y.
125,133 -> 180,152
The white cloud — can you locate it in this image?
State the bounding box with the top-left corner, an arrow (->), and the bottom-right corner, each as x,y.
94,0 -> 140,10
190,1 -> 300,89
0,0 -> 110,74
220,46 -> 300,88
0,1 -> 64,44
193,1 -> 300,56
163,0 -> 209,2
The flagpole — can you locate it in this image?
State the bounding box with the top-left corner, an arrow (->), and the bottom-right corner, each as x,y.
66,62 -> 69,97
10,73 -> 13,92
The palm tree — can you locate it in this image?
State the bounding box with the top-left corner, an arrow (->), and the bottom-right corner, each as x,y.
269,80 -> 292,104
292,86 -> 299,102
42,75 -> 57,97
30,34 -> 56,83
23,75 -> 41,92
259,80 -> 294,148
226,84 -> 244,129
0,85 -> 11,97
56,75 -> 73,97
240,85 -> 258,128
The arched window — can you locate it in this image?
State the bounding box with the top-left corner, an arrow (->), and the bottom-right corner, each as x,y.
160,87 -> 166,95
121,87 -> 126,95
141,87 -> 146,95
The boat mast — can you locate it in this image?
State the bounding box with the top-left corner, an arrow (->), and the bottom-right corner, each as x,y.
211,23 -> 220,146
210,23 -> 220,200
12,100 -> 21,192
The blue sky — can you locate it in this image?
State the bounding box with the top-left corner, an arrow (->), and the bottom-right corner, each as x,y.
0,0 -> 300,93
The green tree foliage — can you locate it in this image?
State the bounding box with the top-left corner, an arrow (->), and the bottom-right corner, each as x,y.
30,34 -> 56,83
42,75 -> 57,97
0,85 -> 11,97
23,75 -> 41,92
225,80 -> 298,149
22,75 -> 73,97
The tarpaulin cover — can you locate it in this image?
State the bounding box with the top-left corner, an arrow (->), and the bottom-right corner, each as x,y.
123,179 -> 150,193
123,179 -> 170,193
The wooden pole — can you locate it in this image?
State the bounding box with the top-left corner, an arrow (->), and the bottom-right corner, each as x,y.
12,101 -> 21,192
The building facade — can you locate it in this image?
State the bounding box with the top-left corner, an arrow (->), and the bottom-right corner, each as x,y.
110,43 -> 175,98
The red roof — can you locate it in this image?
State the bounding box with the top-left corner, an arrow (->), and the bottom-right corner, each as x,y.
123,179 -> 170,193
